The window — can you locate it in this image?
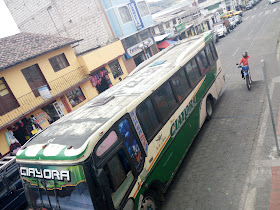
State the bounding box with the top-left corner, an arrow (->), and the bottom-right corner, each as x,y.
49,53 -> 69,72
104,150 -> 134,208
118,119 -> 143,171
21,64 -> 48,97
170,68 -> 191,102
184,60 -> 200,87
166,22 -> 170,28
209,42 -> 218,60
0,78 -> 19,116
66,87 -> 86,107
138,1 -> 150,17
96,131 -> 118,157
137,99 -> 160,141
153,82 -> 177,121
173,19 -> 177,25
109,60 -> 123,79
205,45 -> 214,65
119,6 -> 132,23
196,50 -> 209,74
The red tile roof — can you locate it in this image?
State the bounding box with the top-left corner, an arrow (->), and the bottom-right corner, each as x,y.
0,32 -> 79,71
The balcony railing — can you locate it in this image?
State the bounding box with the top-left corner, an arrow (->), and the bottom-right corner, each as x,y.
0,66 -> 90,129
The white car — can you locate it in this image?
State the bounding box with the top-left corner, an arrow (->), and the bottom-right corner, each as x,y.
213,24 -> 227,37
234,15 -> 242,24
268,0 -> 277,4
228,17 -> 237,28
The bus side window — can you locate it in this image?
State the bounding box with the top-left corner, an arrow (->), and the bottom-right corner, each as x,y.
118,119 -> 143,171
205,45 -> 214,65
103,149 -> 134,209
170,68 -> 191,102
136,98 -> 161,142
153,82 -> 177,122
209,42 -> 218,60
184,60 -> 199,87
196,50 -> 209,74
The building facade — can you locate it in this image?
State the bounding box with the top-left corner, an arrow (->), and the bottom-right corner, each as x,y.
0,33 -> 128,157
5,0 -> 158,74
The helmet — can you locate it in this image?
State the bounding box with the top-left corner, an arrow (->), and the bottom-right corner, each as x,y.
242,52 -> 248,58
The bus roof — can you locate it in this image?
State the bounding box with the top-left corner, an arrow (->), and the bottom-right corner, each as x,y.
16,31 -> 213,163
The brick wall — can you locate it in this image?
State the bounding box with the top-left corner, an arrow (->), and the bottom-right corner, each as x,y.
5,0 -> 114,55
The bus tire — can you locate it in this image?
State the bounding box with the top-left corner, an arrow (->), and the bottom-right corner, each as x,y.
206,98 -> 213,120
141,190 -> 160,210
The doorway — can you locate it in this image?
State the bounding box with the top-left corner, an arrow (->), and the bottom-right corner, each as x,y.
42,101 -> 64,124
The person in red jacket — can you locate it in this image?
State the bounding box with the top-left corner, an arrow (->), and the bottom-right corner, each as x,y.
238,52 -> 251,78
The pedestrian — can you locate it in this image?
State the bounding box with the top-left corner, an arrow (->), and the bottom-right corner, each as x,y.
30,115 -> 43,130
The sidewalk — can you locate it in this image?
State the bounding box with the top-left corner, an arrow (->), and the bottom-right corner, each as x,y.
241,75 -> 280,210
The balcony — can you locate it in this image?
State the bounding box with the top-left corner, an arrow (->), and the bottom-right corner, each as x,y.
0,66 -> 90,130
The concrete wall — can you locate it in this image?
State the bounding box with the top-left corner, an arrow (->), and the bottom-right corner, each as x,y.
5,0 -> 114,55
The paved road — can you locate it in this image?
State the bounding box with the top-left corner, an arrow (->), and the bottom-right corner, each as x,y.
161,1 -> 280,209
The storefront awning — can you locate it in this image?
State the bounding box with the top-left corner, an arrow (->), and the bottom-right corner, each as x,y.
157,40 -> 177,49
154,34 -> 170,42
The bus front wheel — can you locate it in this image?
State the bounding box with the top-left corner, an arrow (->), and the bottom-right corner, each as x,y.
141,191 -> 160,210
206,98 -> 213,120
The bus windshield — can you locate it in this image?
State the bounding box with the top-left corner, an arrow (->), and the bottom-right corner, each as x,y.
20,164 -> 94,210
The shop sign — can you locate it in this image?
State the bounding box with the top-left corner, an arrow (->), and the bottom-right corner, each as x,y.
38,85 -> 52,99
175,23 -> 186,33
128,1 -> 144,30
126,37 -> 154,58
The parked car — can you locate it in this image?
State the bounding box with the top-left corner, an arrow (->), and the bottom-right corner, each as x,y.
234,15 -> 242,24
213,23 -> 227,37
211,30 -> 219,43
246,2 -> 253,9
0,154 -> 27,210
228,17 -> 237,28
220,11 -> 234,19
268,0 -> 277,4
230,10 -> 243,17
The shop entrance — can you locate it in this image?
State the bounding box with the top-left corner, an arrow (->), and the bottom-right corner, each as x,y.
91,68 -> 112,94
42,101 -> 64,124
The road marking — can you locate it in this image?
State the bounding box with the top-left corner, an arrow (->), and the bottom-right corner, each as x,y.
248,30 -> 253,36
265,10 -> 270,15
259,12 -> 264,16
232,47 -> 239,56
251,15 -> 256,18
244,17 -> 250,20
273,8 -> 277,12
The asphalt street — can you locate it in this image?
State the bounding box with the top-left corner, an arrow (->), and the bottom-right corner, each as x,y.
161,1 -> 280,209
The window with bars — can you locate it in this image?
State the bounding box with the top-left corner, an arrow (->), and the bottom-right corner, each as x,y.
49,53 -> 70,72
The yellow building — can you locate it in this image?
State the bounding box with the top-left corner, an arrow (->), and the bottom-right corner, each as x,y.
0,33 -> 127,157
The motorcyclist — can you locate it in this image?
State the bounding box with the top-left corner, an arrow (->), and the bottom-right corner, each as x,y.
238,52 -> 251,78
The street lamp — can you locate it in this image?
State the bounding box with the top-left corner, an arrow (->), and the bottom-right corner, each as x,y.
138,40 -> 149,60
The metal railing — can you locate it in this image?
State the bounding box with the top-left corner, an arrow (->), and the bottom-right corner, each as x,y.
0,67 -> 90,129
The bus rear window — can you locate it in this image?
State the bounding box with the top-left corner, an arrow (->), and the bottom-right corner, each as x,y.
20,165 -> 94,210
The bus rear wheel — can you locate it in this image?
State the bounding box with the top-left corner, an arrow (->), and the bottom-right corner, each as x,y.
206,98 -> 213,120
141,191 -> 160,210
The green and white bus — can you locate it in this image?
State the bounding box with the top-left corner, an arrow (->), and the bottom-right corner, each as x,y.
16,31 -> 224,210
